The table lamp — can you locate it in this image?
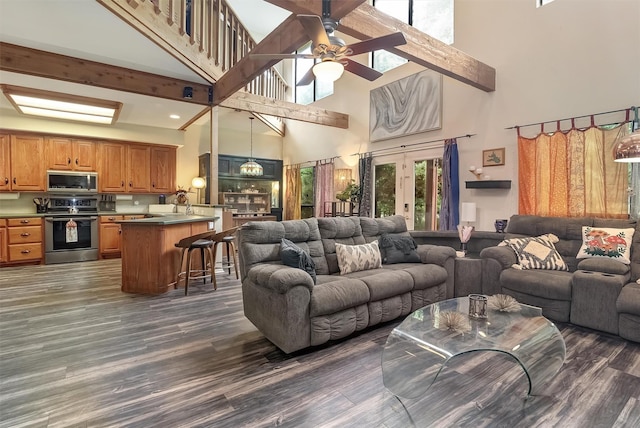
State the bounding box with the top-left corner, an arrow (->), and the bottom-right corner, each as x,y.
458,202 -> 476,255
191,177 -> 206,204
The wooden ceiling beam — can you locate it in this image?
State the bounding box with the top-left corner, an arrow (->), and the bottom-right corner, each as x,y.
0,42 -> 212,104
221,92 -> 348,129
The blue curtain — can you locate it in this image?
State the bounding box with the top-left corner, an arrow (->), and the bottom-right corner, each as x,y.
439,139 -> 460,230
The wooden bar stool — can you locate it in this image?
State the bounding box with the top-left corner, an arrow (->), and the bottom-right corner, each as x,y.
174,230 -> 216,295
211,227 -> 240,289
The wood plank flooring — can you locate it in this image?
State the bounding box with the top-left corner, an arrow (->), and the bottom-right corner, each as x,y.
1,259 -> 639,427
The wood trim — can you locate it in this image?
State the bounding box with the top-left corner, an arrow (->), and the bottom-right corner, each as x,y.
0,42 -> 212,105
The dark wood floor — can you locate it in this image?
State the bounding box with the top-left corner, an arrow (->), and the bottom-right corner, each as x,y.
0,259 -> 639,428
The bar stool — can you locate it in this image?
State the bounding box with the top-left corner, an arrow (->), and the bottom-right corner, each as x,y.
174,230 -> 216,295
211,227 -> 240,289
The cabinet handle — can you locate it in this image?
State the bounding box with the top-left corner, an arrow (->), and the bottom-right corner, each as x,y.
152,182 -> 155,188
13,178 -> 16,184
129,181 -> 132,187
75,158 -> 79,165
67,157 -> 71,165
4,177 -> 8,185
21,249 -> 31,254
20,232 -> 30,237
118,229 -> 122,234
108,217 -> 116,221
20,220 -> 29,224
121,181 -> 124,187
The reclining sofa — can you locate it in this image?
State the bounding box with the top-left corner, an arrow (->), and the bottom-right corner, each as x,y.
481,215 -> 640,342
236,215 -> 456,353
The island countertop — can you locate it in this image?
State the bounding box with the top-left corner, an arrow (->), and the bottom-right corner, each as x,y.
117,215 -> 219,225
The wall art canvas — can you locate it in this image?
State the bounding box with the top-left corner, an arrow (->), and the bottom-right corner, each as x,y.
369,69 -> 442,142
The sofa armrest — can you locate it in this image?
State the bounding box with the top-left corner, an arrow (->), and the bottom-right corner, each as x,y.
417,244 -> 456,299
577,258 -> 631,276
480,246 -> 517,269
479,246 -> 517,295
246,264 -> 314,294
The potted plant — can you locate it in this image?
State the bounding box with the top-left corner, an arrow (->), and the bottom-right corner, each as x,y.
336,180 -> 360,203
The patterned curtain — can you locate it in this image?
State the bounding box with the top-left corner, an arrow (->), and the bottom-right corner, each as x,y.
359,154 -> 373,217
284,165 -> 302,220
518,123 -> 629,218
439,139 -> 459,230
314,160 -> 334,218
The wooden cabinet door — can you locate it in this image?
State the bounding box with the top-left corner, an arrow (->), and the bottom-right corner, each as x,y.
150,146 -> 175,194
99,223 -> 122,256
73,140 -> 96,171
99,142 -> 127,193
47,137 -> 73,170
127,145 -> 151,193
0,226 -> 6,263
10,135 -> 45,191
0,134 -> 10,191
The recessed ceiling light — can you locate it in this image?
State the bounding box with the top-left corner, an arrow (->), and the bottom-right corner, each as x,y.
2,84 -> 122,125
170,114 -> 181,119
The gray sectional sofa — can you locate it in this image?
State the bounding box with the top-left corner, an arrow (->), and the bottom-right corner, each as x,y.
236,215 -> 455,353
480,215 -> 640,342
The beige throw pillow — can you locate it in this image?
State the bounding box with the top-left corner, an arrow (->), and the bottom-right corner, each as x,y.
335,241 -> 382,275
499,233 -> 568,271
576,226 -> 634,265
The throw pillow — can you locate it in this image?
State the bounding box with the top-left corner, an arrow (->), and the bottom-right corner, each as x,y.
499,234 -> 568,271
576,226 -> 635,265
280,238 -> 317,284
335,241 -> 382,275
378,233 -> 421,264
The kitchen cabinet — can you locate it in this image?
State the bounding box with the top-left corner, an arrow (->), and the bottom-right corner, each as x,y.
6,217 -> 43,263
47,137 -> 96,171
0,134 -> 9,191
0,219 -> 6,263
99,142 -> 127,193
218,155 -> 282,180
99,215 -> 146,258
150,146 -> 175,194
127,145 -> 151,193
9,134 -> 46,191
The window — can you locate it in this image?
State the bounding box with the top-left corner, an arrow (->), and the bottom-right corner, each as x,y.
294,44 -> 334,105
300,166 -> 315,218
371,0 -> 454,73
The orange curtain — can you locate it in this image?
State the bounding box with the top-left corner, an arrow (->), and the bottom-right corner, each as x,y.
518,124 -> 629,218
284,165 -> 302,220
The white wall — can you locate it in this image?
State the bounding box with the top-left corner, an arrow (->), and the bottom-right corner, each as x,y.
282,0 -> 640,230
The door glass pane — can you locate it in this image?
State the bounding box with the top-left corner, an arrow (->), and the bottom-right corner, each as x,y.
414,159 -> 441,230
375,163 -> 396,217
300,166 -> 314,219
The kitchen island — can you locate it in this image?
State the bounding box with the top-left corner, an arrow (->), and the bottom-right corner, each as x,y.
118,215 -> 218,294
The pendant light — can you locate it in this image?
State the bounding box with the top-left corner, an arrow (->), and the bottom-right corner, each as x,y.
614,106 -> 640,163
240,116 -> 263,176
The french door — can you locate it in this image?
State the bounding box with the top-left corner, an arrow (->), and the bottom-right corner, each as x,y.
373,150 -> 442,231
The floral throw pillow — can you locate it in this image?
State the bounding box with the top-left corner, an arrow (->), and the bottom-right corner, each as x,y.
335,241 -> 382,275
499,233 -> 568,271
577,226 -> 635,265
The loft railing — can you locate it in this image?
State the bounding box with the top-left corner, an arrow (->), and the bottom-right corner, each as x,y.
136,0 -> 288,102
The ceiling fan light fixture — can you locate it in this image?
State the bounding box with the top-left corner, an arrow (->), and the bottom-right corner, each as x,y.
240,117 -> 264,176
312,60 -> 344,83
613,130 -> 640,163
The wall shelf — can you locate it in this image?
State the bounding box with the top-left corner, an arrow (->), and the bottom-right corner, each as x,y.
466,180 -> 511,189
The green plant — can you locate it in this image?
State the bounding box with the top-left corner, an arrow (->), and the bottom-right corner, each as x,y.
336,180 -> 360,202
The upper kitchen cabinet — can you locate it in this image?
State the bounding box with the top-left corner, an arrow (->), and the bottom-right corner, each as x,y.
9,134 -> 45,191
150,146 -> 176,194
127,144 -> 151,193
47,137 -> 96,171
0,134 -> 9,191
99,142 -> 127,193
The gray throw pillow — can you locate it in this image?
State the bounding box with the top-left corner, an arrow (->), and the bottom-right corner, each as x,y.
280,238 -> 317,284
378,233 -> 421,264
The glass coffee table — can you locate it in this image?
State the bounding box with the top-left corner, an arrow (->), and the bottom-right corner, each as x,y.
381,297 -> 566,399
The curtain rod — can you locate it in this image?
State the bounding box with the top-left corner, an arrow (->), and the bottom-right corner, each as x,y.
505,106 -> 635,130
284,156 -> 339,168
351,134 -> 476,157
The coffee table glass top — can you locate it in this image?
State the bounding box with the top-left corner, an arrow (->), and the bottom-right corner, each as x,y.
381,297 -> 566,399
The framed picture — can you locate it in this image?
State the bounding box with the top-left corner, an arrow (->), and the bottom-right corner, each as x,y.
369,69 -> 442,142
482,148 -> 505,167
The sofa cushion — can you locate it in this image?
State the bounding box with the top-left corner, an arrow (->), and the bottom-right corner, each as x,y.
317,217 -> 366,275
382,263 -> 449,290
501,268 -> 573,301
577,258 -> 630,275
617,283 -> 640,315
577,226 -> 635,264
310,277 -> 371,317
378,233 -> 421,264
499,234 -> 568,271
280,238 -> 317,284
344,268 -> 414,301
336,241 -> 382,274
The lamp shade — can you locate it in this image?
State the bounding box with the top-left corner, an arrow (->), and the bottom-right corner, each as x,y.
191,177 -> 206,189
461,202 -> 477,222
312,60 -> 344,83
614,130 -> 640,163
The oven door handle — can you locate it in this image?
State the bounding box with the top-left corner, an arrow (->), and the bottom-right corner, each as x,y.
45,216 -> 98,222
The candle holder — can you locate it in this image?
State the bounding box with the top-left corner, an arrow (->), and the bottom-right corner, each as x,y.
468,294 -> 488,319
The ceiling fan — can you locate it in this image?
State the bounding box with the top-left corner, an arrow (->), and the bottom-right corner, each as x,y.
251,0 -> 407,86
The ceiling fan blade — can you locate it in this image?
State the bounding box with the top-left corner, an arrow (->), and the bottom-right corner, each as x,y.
250,53 -> 316,60
297,68 -> 316,86
343,60 -> 383,82
346,32 -> 407,56
297,14 -> 331,47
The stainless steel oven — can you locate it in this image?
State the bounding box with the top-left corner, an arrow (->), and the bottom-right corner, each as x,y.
44,195 -> 99,264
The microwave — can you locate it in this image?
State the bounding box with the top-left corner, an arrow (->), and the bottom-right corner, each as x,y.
47,170 -> 98,193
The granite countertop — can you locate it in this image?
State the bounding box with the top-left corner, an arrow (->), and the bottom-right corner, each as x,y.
0,213 -> 48,218
117,215 -> 219,225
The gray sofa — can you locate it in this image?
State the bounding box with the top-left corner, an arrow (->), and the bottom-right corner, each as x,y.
236,215 -> 456,353
480,215 -> 640,342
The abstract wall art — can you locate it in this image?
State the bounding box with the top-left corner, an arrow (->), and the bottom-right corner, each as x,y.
369,69 -> 442,142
